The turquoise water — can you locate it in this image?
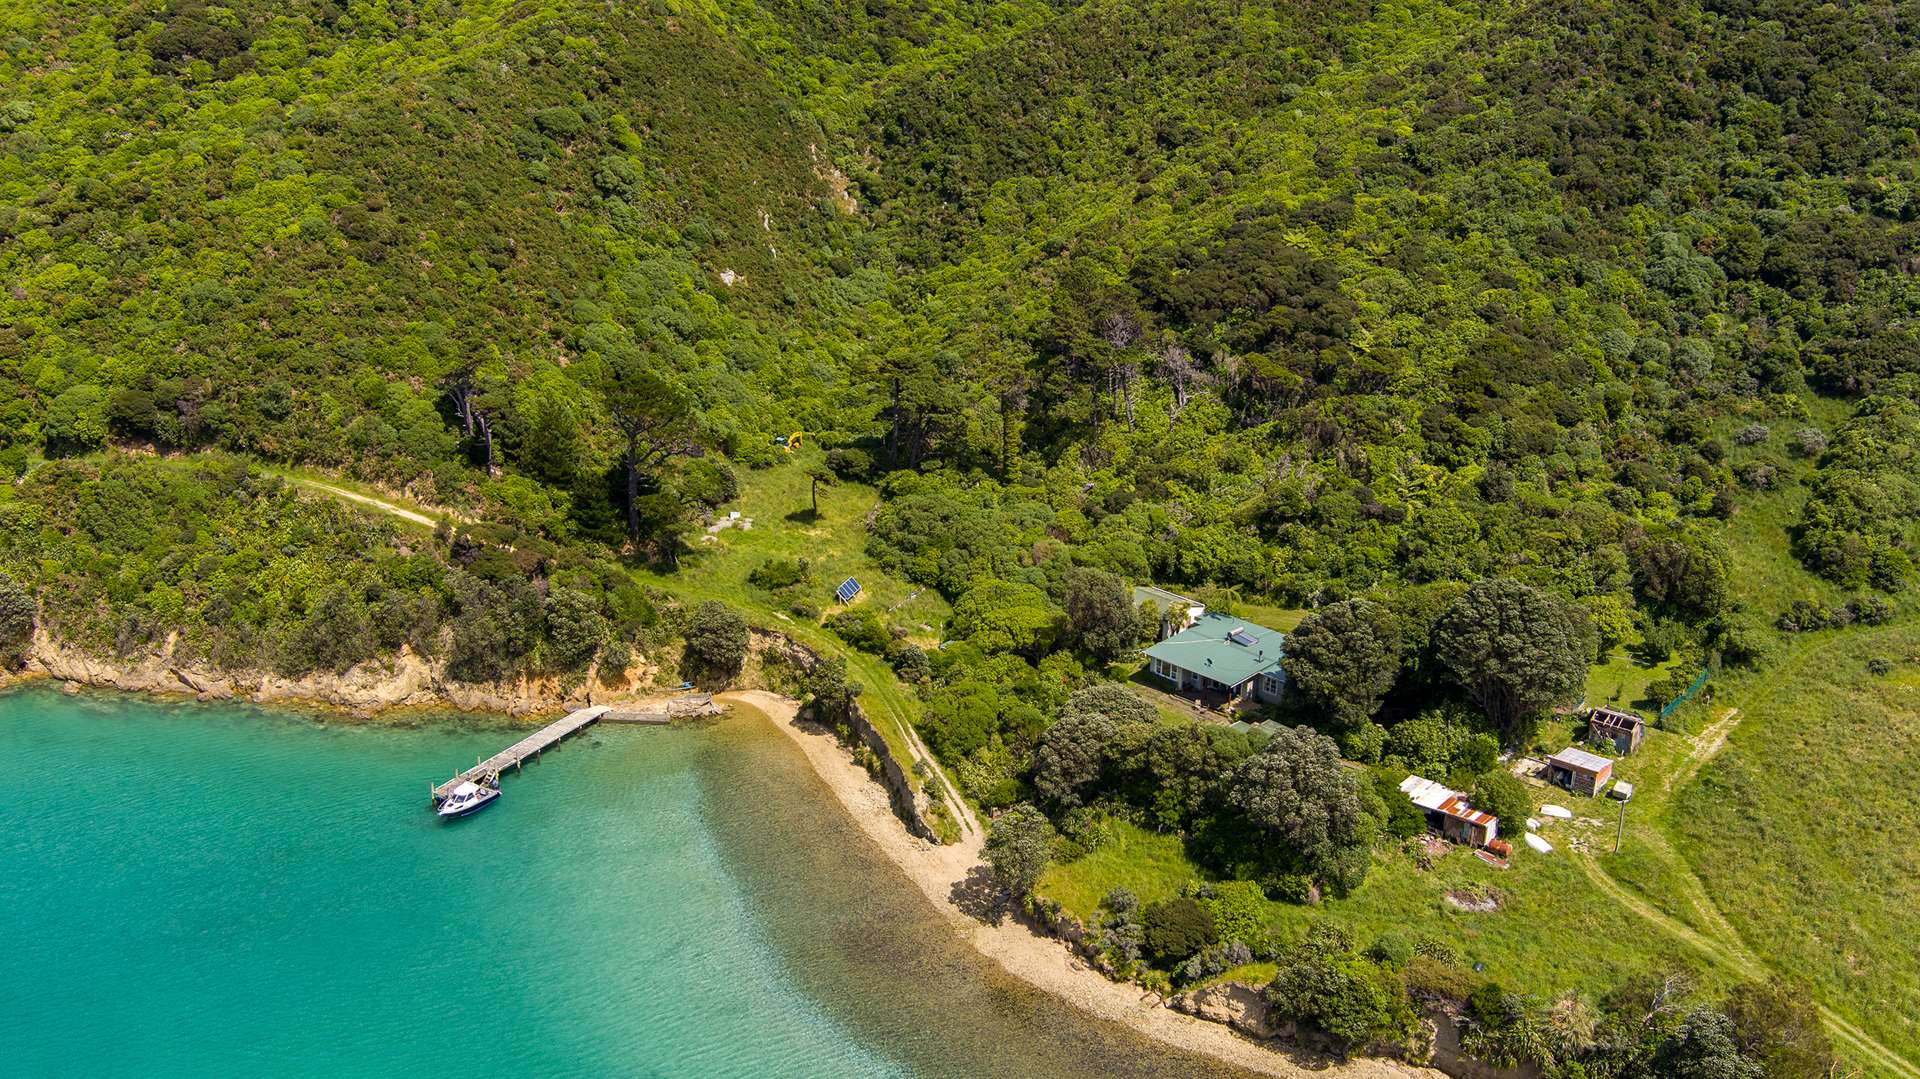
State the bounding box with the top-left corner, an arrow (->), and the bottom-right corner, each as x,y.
0,688 -> 1249,1078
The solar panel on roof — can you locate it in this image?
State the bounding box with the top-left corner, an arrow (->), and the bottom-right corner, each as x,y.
1228,628 -> 1257,646
834,577 -> 861,603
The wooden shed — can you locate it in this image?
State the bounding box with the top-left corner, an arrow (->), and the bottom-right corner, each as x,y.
1587,706 -> 1645,755
1400,775 -> 1500,848
1547,747 -> 1614,797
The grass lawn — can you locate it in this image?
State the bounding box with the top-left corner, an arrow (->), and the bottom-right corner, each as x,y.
664,451 -> 952,639
627,451 -> 953,806
1038,818 -> 1716,1001
1583,649 -> 1682,714
1670,622 -> 1920,1063
1038,821 -> 1198,920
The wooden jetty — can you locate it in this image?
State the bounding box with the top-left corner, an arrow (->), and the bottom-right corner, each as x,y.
431,704 -> 610,804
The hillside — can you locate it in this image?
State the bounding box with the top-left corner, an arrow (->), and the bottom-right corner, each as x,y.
5,0 -> 1920,1075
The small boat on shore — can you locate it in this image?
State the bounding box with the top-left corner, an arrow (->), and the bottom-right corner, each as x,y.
436,775 -> 499,819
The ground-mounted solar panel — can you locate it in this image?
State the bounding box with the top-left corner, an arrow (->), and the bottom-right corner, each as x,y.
834,577 -> 861,603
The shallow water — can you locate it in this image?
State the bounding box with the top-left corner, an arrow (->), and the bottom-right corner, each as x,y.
0,687 -> 1250,1077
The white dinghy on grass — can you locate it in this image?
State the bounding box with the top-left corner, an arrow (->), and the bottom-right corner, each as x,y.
1524,833 -> 1554,854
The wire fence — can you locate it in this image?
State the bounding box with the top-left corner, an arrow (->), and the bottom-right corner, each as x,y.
1659,667 -> 1711,719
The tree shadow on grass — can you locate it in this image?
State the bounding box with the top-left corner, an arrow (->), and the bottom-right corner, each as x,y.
784,508 -> 819,525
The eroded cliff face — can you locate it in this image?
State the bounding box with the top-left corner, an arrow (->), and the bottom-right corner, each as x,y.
23,629 -> 653,718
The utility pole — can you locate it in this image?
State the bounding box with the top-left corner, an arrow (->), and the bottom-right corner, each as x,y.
1614,798 -> 1627,853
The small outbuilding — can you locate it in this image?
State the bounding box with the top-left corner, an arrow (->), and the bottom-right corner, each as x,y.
1400,775 -> 1499,848
1586,706 -> 1646,755
1546,746 -> 1614,797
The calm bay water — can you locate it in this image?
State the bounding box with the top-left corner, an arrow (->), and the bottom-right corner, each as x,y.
0,687 -> 1248,1078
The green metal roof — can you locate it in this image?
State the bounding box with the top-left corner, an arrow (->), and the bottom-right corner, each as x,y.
1143,611 -> 1286,687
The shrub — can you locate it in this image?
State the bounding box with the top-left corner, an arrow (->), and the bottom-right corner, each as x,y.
1733,423 -> 1769,446
1261,872 -> 1315,905
1367,932 -> 1415,968
1868,658 -> 1894,676
531,106 -> 586,139
1471,771 -> 1530,835
1179,940 -> 1255,984
1058,805 -> 1119,852
1634,618 -> 1689,663
885,641 -> 930,682
1403,954 -> 1479,1003
683,600 -> 748,682
1737,461 -> 1778,490
1340,721 -> 1387,764
1647,670 -> 1694,710
827,607 -> 891,652
1775,598 -> 1835,632
1097,888 -> 1146,967
954,742 -> 1023,807
1453,732 -> 1500,779
1716,616 -> 1775,668
1143,896 -> 1216,965
747,557 -> 809,591
1789,427 -> 1828,457
1190,880 -> 1269,955
1848,595 -> 1894,626
1266,930 -> 1416,1051
1374,772 -> 1427,839
825,446 -> 872,479
1413,934 -> 1463,966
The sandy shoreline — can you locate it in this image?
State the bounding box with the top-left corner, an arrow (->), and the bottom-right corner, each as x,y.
718,690 -> 1442,1079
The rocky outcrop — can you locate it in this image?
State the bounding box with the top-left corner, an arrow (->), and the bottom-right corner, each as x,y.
1170,982 -> 1287,1040
1427,1012 -> 1543,1079
23,629 -> 651,718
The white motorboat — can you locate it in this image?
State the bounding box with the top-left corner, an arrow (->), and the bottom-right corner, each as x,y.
436,777 -> 499,819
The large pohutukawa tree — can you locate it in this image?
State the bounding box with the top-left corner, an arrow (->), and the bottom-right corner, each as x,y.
1282,598 -> 1401,731
1432,578 -> 1591,744
1227,725 -> 1372,893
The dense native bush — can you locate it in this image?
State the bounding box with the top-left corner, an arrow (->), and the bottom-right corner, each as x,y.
1793,396 -> 1920,591
0,456 -> 645,680
8,0 -> 1918,1068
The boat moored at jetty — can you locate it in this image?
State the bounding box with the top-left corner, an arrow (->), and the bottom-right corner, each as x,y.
435,776 -> 499,819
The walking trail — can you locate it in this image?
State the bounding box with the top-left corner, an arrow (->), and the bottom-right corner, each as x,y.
1590,698 -> 1917,1078
282,474 -> 449,529
1578,854 -> 1917,1079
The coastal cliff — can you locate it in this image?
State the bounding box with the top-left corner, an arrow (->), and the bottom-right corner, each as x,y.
745,628 -> 937,842
21,628 -> 642,718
